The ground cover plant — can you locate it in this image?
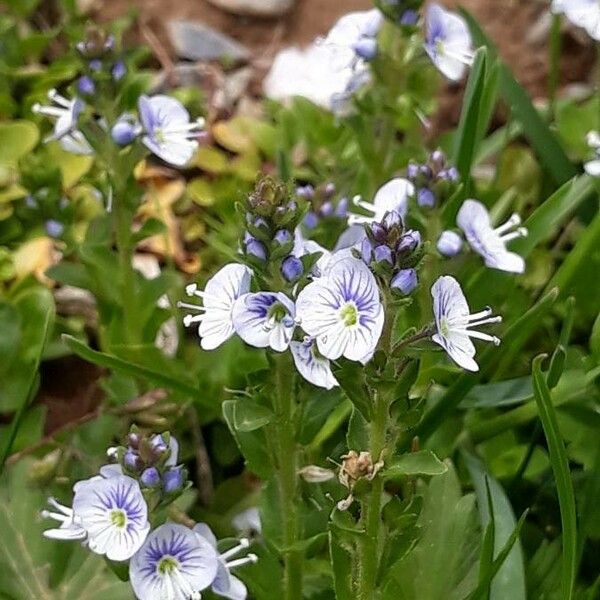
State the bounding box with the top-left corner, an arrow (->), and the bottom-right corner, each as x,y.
0,0 -> 599,598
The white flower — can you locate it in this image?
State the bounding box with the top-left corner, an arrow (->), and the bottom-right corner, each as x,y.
552,0 -> 600,41
232,292 -> 296,352
424,3 -> 474,81
232,507 -> 262,536
194,523 -> 258,600
431,275 -> 502,372
139,95 -> 205,167
347,178 -> 414,226
296,256 -> 384,363
293,228 -> 332,277
290,338 -> 339,390
32,90 -> 93,155
180,264 -> 252,351
264,43 -> 367,113
584,130 -> 600,176
457,199 -> 528,273
130,523 -> 219,600
44,474 -> 150,561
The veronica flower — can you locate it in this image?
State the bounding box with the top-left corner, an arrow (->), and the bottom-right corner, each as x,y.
348,178 -> 414,226
32,90 -> 93,155
180,264 -> 252,351
232,292 -> 296,352
296,256 -> 384,363
457,200 -> 527,273
552,0 -> 600,41
139,95 -> 205,167
290,338 -> 339,390
194,523 -> 258,600
43,474 -> 150,561
130,523 -> 219,600
324,9 -> 384,66
431,275 -> 502,372
424,3 -> 474,81
584,130 -> 600,176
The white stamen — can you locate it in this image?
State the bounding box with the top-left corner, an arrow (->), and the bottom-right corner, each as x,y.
177,301 -> 207,312
185,283 -> 198,296
466,307 -> 493,321
226,553 -> 259,568
220,538 -> 250,561
499,227 -> 528,243
494,213 -> 521,235
183,314 -> 204,327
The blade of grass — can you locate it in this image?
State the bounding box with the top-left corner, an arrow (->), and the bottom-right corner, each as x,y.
0,304 -> 54,474
63,334 -> 206,405
532,354 -> 577,600
462,9 -> 577,185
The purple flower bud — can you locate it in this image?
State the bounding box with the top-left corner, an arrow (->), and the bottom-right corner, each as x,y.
104,35 -> 115,51
335,197 -> 349,218
141,467 -> 160,487
397,229 -> 421,253
45,219 -> 64,238
253,217 -> 268,230
112,60 -> 126,81
89,59 -> 102,72
431,149 -> 445,164
446,167 -> 459,181
281,255 -> 303,282
296,185 -> 315,199
111,120 -> 138,146
246,238 -> 267,261
25,195 -> 37,208
400,9 -> 419,26
320,201 -> 334,217
303,212 -> 318,229
353,38 -> 378,61
407,163 -> 419,180
437,230 -> 463,257
391,268 -> 417,294
370,222 -> 386,242
324,182 -> 336,197
374,245 -> 393,265
163,467 -> 184,493
274,229 -> 292,245
383,210 -> 403,229
419,165 -> 432,178
127,432 -> 140,447
361,238 -> 374,264
77,76 -> 95,95
417,188 -> 436,208
124,450 -> 139,470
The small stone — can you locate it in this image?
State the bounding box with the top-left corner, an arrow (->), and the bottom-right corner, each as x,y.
167,20 -> 250,63
206,0 -> 294,18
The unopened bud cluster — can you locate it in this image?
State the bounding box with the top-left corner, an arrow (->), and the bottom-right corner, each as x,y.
358,211 -> 423,294
298,182 -> 348,230
407,149 -> 459,208
109,429 -> 187,507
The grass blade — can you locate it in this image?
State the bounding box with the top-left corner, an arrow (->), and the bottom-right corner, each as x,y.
532,354 -> 577,600
63,334 -> 206,404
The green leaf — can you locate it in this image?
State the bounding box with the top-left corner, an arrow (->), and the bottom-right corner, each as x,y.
329,529 -> 354,600
462,10 -> 576,185
233,399 -> 273,432
532,355 -> 577,600
0,121 -> 39,166
463,451 -> 526,600
62,335 -> 205,404
384,451 -> 447,478
333,361 -> 372,419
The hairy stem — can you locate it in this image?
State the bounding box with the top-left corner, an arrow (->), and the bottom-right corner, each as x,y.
273,352 -> 303,600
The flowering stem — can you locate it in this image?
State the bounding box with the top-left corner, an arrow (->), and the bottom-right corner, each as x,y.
272,351 -> 303,600
357,391 -> 387,599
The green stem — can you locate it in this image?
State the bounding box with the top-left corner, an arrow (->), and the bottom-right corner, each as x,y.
358,392 -> 388,600
272,352 -> 303,600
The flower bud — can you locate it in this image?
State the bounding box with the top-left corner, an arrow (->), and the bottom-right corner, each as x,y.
45,219 -> 64,238
335,196 -> 349,218
274,229 -> 292,245
407,163 -> 419,179
246,238 -> 267,261
417,188 -> 435,208
397,229 -> 421,253
298,465 -> 335,483
400,9 -> 419,26
303,211 -> 318,229
353,38 -> 378,61
163,467 -> 184,493
296,185 -> 314,199
281,255 -> 303,282
141,467 -> 161,487
112,60 -> 126,81
324,182 -> 336,197
437,230 -> 463,257
391,268 -> 417,294
320,201 -> 334,217
111,120 -> 138,146
77,76 -> 96,95
361,237 -> 373,264
127,432 -> 140,448
89,59 -> 102,72
382,210 -> 403,229
374,245 -> 393,265
124,449 -> 139,470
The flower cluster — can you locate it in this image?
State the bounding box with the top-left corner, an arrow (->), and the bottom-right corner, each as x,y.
298,182 -> 349,230
41,431 -> 256,599
407,149 -> 459,208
